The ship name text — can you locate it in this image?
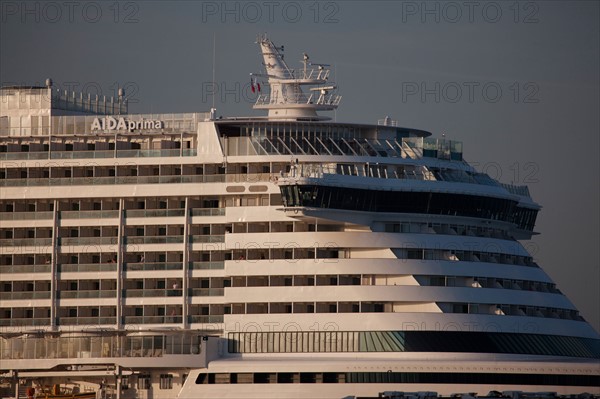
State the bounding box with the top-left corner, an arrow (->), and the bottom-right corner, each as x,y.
91,117 -> 164,132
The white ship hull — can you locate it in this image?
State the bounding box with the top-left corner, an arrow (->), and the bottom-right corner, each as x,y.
1,37 -> 598,399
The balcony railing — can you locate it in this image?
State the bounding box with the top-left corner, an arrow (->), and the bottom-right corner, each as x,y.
125,236 -> 184,244
122,289 -> 183,298
58,290 -> 117,299
0,238 -> 52,247
57,317 -> 117,326
190,208 -> 226,217
0,264 -> 51,273
122,315 -> 183,324
60,210 -> 119,219
0,148 -> 197,160
0,291 -> 51,300
190,235 -> 225,243
124,262 -> 183,271
0,211 -> 53,220
0,318 -> 51,327
188,315 -> 224,324
0,174 -> 225,187
59,263 -> 118,272
125,209 -> 185,218
188,288 -> 224,296
189,261 -> 224,270
59,237 -> 118,246
125,261 -> 224,270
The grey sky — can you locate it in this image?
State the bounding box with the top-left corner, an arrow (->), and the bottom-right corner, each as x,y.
1,0 -> 598,332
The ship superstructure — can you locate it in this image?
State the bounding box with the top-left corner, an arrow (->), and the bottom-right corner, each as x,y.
0,36 -> 598,399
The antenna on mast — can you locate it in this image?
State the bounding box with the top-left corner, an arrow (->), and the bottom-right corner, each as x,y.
212,32 -> 216,111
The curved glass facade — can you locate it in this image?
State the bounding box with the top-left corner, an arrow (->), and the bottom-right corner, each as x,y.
281,185 -> 538,231
228,331 -> 600,359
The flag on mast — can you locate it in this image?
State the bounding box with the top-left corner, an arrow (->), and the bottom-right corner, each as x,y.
251,76 -> 261,93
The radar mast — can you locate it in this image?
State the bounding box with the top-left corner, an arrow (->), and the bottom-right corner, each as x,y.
251,34 -> 341,121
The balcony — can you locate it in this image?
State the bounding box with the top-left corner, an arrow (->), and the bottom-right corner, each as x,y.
125,209 -> 185,218
60,210 -> 119,219
59,263 -> 118,272
0,291 -> 51,300
189,261 -> 224,270
0,211 -> 53,220
0,238 -> 52,247
122,315 -> 183,324
0,318 -> 51,327
0,174 -> 220,187
190,208 -> 225,217
190,235 -> 224,243
58,290 -> 117,299
188,315 -> 224,324
125,236 -> 184,244
122,289 -> 183,298
57,317 -> 117,326
188,288 -> 224,297
0,148 -> 197,161
0,264 -> 51,273
124,262 -> 183,271
59,237 -> 118,246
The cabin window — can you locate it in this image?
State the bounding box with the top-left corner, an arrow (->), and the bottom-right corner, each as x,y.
159,374 -> 173,389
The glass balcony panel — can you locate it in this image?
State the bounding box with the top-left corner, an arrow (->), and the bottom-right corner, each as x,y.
0,238 -> 52,246
125,236 -> 184,244
59,290 -> 116,299
0,318 -> 51,327
57,317 -> 117,326
0,264 -> 51,273
122,315 -> 183,324
188,315 -> 224,324
190,235 -> 224,243
0,291 -> 51,300
59,263 -> 117,272
0,211 -> 53,220
189,261 -> 224,270
60,210 -> 119,219
190,208 -> 225,217
188,288 -> 224,296
0,148 -> 197,161
124,262 -> 183,271
122,289 -> 182,298
125,209 -> 185,218
59,237 -> 117,246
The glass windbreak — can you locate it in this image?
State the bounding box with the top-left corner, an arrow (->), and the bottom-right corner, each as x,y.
403,137 -> 463,161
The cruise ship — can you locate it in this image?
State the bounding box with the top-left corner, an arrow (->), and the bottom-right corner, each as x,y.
0,36 -> 598,399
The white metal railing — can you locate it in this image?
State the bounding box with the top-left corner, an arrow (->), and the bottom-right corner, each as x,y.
377,117 -> 399,127
299,67 -> 330,81
280,163 -> 455,184
254,92 -> 340,107
501,183 -> 531,198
